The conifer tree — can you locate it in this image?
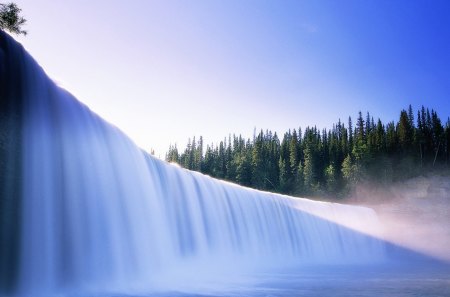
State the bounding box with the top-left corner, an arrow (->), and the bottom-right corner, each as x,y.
0,2 -> 26,35
279,132 -> 292,192
167,105 -> 449,199
348,116 -> 354,153
397,110 -> 413,153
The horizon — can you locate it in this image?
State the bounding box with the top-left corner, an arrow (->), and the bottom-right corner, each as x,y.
12,0 -> 450,157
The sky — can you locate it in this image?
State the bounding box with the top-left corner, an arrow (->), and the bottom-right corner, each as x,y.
12,0 -> 450,157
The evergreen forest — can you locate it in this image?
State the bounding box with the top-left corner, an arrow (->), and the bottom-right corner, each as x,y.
166,106 -> 450,198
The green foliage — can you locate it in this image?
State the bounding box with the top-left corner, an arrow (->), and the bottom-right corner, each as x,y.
279,132 -> 293,192
397,110 -> 414,153
303,144 -> 317,193
236,153 -> 252,186
341,155 -> 356,184
324,164 -> 337,193
166,105 -> 450,199
0,3 -> 27,35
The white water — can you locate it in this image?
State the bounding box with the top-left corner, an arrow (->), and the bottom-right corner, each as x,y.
2,33 -> 387,296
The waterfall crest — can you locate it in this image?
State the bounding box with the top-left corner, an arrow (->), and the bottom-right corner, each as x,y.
0,31 -> 385,296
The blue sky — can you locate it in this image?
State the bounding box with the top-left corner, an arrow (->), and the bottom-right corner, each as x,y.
14,0 -> 450,157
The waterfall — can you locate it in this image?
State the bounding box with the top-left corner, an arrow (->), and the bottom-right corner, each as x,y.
0,31 -> 385,296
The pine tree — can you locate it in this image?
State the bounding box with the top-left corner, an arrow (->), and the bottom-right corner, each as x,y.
356,111 -> 365,143
217,140 -> 226,178
416,110 -> 425,167
279,132 -> 292,192
431,110 -> 444,166
386,122 -> 397,154
324,163 -> 337,193
196,136 -> 204,172
303,144 -> 316,193
375,119 -> 386,154
397,110 -> 413,153
166,105 -> 449,199
289,129 -> 300,176
444,118 -> 450,165
348,116 -> 354,153
0,3 -> 27,35
203,144 -> 214,175
408,104 -> 415,128
236,152 -> 252,186
166,144 -> 179,163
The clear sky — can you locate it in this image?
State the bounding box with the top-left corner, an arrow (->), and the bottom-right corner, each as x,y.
13,0 -> 450,157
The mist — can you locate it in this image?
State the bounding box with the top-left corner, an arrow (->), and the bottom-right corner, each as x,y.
344,174 -> 450,263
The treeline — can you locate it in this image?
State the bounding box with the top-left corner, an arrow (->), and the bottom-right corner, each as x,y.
166,106 -> 450,198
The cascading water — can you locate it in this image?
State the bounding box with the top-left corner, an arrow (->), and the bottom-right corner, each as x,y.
1,31 -> 387,296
